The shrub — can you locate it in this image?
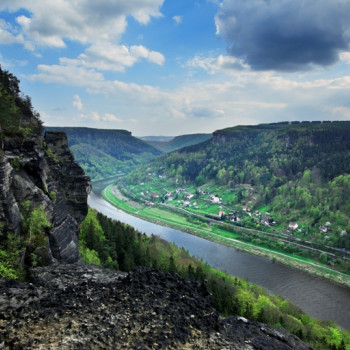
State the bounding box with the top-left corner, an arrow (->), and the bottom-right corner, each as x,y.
10,156 -> 21,171
49,191 -> 57,203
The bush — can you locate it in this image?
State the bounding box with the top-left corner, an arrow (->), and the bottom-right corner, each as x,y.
45,148 -> 58,163
49,191 -> 57,203
10,156 -> 21,171
0,233 -> 25,279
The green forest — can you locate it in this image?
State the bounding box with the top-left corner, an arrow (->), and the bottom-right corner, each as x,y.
0,66 -> 42,148
125,122 -> 350,254
45,126 -> 162,181
79,208 -> 350,350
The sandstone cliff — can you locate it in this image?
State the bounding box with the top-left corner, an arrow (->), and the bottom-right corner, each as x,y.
0,264 -> 313,350
0,132 -> 91,265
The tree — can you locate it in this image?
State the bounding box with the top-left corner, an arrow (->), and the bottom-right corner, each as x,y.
21,202 -> 51,247
319,252 -> 328,264
79,208 -> 105,254
0,66 -> 42,138
0,233 -> 24,279
169,256 -> 177,273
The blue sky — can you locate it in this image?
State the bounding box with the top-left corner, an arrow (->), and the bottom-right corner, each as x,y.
1,0 -> 350,136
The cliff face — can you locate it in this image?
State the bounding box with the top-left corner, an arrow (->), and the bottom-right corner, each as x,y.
0,264 -> 314,350
0,132 -> 91,264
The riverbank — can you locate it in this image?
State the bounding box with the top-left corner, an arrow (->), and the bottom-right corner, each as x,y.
102,184 -> 350,288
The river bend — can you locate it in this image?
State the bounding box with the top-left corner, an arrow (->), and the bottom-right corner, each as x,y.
88,191 -> 350,329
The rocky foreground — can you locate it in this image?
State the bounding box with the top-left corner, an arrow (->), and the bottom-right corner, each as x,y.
0,264 -> 313,350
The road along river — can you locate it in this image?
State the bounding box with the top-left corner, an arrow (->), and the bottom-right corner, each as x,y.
88,190 -> 350,329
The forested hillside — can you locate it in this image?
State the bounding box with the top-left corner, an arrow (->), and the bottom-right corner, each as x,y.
45,127 -> 162,181
140,133 -> 212,153
0,66 -> 42,146
79,208 -> 350,350
125,122 -> 350,251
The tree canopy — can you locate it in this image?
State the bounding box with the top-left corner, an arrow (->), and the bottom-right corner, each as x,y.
0,66 -> 42,144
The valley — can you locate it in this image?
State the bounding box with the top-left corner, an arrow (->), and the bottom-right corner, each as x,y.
89,191 -> 350,331
45,127 -> 162,181
110,122 -> 350,278
102,182 -> 350,287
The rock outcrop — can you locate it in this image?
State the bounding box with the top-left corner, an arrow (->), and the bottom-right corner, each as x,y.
0,264 -> 313,349
0,132 -> 91,264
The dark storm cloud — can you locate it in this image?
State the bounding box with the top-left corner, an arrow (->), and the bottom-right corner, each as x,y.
216,0 -> 350,71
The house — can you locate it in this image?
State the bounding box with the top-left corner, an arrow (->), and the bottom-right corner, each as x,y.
151,193 -> 159,199
262,217 -> 274,225
183,201 -> 190,207
219,211 -> 227,219
261,216 -> 270,225
230,215 -> 240,222
167,196 -> 174,201
242,205 -> 251,212
289,222 -> 299,230
185,194 -> 194,200
212,196 -> 221,204
319,226 -> 328,233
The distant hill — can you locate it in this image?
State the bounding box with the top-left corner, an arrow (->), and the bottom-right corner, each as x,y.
139,133 -> 212,153
138,136 -> 174,142
45,127 -> 162,181
126,121 -> 350,251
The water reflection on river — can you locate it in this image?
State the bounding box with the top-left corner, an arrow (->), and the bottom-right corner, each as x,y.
88,182 -> 350,329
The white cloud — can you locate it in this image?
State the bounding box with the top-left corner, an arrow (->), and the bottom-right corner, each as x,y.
340,52 -> 350,64
91,112 -> 101,121
0,20 -> 23,45
31,61 -> 105,86
77,111 -> 123,123
77,43 -> 164,72
186,54 -> 248,73
130,45 -> 165,66
72,95 -> 83,111
173,15 -> 183,24
0,0 -> 164,48
102,113 -> 123,122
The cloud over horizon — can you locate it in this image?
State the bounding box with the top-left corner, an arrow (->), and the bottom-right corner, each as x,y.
216,0 -> 350,72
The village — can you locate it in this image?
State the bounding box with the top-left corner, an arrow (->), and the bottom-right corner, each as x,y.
126,175 -> 341,242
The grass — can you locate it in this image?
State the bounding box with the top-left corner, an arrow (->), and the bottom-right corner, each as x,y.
258,205 -> 271,213
102,185 -> 139,213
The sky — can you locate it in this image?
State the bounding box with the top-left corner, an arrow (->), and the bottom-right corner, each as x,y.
1,0 -> 350,136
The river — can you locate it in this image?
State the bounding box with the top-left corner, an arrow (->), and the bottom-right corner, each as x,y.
89,181 -> 350,329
